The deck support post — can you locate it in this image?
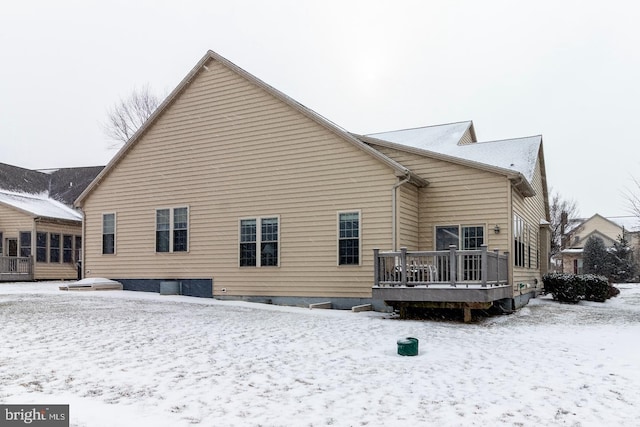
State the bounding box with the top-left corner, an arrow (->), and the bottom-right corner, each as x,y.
463,306 -> 472,323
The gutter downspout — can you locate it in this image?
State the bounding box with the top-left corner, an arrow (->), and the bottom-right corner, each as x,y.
392,175 -> 411,251
80,209 -> 86,280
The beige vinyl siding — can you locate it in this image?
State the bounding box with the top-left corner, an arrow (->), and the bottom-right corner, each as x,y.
82,57 -> 398,298
33,220 -> 81,280
0,204 -> 80,280
0,204 -> 35,248
511,151 -> 548,290
458,128 -> 475,145
369,145 -> 511,253
397,184 -> 419,250
571,215 -> 622,247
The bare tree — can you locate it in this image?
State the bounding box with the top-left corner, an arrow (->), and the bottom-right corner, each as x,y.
549,189 -> 580,258
628,176 -> 640,223
103,85 -> 162,148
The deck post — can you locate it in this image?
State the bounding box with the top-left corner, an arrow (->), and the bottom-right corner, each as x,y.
503,251 -> 509,285
481,245 -> 488,287
463,305 -> 472,323
400,247 -> 408,287
373,248 -> 380,287
494,249 -> 500,286
449,245 -> 457,287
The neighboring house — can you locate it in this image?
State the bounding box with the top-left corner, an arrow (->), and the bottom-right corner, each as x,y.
0,163 -> 103,281
558,213 -> 638,274
75,50 -> 550,315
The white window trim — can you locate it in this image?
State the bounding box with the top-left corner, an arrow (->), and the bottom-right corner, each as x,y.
102,212 -> 117,255
337,210 -> 362,267
460,224 -> 486,250
434,224 -> 487,250
238,215 -> 280,268
155,206 -> 190,254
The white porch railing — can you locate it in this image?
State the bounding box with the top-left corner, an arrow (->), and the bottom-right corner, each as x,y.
373,245 -> 508,288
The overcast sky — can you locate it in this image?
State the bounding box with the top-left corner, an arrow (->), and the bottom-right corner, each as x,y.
1,1 -> 639,219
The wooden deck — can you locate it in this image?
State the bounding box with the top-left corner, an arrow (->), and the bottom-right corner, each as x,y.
373,246 -> 511,320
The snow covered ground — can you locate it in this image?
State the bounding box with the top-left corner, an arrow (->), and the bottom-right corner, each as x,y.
1,283 -> 639,427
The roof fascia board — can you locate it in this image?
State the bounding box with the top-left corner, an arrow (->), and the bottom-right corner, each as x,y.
34,216 -> 81,226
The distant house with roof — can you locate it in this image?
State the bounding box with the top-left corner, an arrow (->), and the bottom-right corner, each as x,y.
74,50 -> 550,317
0,163 -> 103,281
557,213 -> 639,275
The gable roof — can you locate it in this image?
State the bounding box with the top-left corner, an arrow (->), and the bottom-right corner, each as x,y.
363,125 -> 542,184
0,189 -> 82,221
0,163 -> 104,206
0,163 -> 50,195
568,214 -> 623,235
357,130 -> 541,197
367,121 -> 476,148
572,229 -> 618,249
45,166 -> 106,205
0,163 -> 103,222
75,50 -> 427,206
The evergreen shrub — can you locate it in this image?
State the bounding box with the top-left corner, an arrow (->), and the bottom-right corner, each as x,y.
580,274 -> 609,302
542,273 -> 610,303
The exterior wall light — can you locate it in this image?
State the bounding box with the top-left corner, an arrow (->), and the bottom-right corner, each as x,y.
494,224 -> 501,234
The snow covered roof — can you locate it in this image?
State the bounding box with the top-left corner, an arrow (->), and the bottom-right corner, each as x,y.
367,121 -> 474,148
0,189 -> 82,221
0,163 -> 104,206
561,248 -> 583,254
365,125 -> 542,183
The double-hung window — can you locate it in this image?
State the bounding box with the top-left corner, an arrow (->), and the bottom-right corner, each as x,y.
63,235 -> 73,263
36,232 -> 48,262
513,214 -> 527,267
102,213 -> 116,255
239,217 -> 279,267
513,214 -> 537,269
338,211 -> 360,265
156,207 -> 189,253
19,232 -> 31,258
50,233 -> 61,263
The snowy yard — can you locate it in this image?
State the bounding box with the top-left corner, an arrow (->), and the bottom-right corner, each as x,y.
1,283 -> 639,427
